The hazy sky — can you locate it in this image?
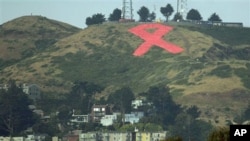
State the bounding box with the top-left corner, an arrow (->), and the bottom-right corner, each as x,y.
1,0 -> 250,28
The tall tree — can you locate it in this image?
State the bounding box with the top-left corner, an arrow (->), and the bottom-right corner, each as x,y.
85,13 -> 105,26
108,8 -> 122,21
148,12 -> 156,22
208,13 -> 222,22
0,81 -> 36,136
160,4 -> 174,22
143,85 -> 181,128
173,12 -> 183,21
137,6 -> 150,22
107,87 -> 135,113
186,9 -> 202,21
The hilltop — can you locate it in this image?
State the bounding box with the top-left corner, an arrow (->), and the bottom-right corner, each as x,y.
1,16 -> 250,124
0,16 -> 80,63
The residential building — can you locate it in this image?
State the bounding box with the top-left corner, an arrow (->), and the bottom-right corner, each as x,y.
124,112 -> 144,124
71,114 -> 89,123
131,99 -> 143,109
103,132 -> 131,141
22,84 -> 41,100
151,131 -> 167,141
100,114 -> 117,126
91,104 -> 113,122
136,132 -> 151,141
0,137 -> 24,141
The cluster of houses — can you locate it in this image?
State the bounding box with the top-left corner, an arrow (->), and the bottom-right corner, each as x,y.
71,99 -> 148,127
0,83 -> 41,101
0,130 -> 168,141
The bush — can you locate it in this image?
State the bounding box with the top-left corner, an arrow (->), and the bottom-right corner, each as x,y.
207,127 -> 230,141
209,65 -> 232,78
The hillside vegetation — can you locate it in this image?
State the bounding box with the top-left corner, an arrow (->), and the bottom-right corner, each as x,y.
1,16 -> 250,124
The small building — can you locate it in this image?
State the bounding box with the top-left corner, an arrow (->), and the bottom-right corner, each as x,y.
79,133 -> 98,141
105,132 -> 131,141
0,137 -> 24,141
151,131 -> 167,141
71,114 -> 89,123
91,104 -> 113,122
131,99 -> 143,109
100,114 -> 117,126
124,112 -> 144,124
22,84 -> 41,100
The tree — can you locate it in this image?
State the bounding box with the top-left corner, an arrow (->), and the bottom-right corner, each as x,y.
137,6 -> 150,22
68,81 -> 104,114
107,87 -> 135,113
186,9 -> 202,21
208,13 -> 222,22
143,85 -> 181,128
108,8 -> 122,21
186,105 -> 201,119
160,4 -> 174,22
0,81 -> 36,136
85,13 -> 105,26
173,12 -> 183,21
148,12 -> 156,22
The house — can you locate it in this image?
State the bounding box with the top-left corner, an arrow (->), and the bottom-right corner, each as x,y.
131,99 -> 143,109
79,133 -> 99,141
25,134 -> 47,141
62,134 -> 79,141
0,137 -> 24,141
22,84 -> 41,100
124,112 -> 144,124
71,114 -> 89,123
0,84 -> 8,91
136,132 -> 151,141
151,131 -> 168,141
100,114 -> 117,126
103,132 -> 132,141
91,104 -> 113,122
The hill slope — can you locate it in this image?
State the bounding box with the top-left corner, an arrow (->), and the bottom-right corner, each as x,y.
1,18 -> 250,124
0,16 -> 80,63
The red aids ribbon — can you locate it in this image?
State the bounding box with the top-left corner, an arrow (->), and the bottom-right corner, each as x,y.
128,23 -> 184,56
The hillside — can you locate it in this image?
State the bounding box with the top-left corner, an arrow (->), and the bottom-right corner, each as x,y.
1,16 -> 250,124
0,16 -> 80,64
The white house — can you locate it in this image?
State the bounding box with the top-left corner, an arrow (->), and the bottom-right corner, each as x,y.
131,99 -> 143,109
124,112 -> 144,124
100,114 -> 117,126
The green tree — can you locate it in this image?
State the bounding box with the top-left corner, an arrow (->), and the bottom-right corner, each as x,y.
148,12 -> 156,22
186,105 -> 201,119
68,81 -> 104,114
107,87 -> 135,113
170,113 -> 213,141
0,81 -> 36,136
173,12 -> 183,21
186,9 -> 202,21
85,13 -> 105,26
208,13 -> 222,22
108,8 -> 122,21
143,85 -> 181,128
160,4 -> 174,22
137,6 -> 150,22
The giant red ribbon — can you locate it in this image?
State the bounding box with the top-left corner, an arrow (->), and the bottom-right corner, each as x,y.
129,23 -> 184,56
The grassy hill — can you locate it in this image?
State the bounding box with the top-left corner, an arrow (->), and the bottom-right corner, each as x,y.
0,16 -> 80,65
1,16 -> 250,125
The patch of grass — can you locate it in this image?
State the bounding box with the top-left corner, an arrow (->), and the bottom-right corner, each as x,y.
209,65 -> 232,78
234,67 -> 250,89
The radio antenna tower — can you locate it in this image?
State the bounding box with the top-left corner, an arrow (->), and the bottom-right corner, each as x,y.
122,0 -> 133,20
177,0 -> 188,19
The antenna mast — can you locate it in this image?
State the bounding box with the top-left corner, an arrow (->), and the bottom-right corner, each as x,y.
177,0 -> 188,19
122,0 -> 133,20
